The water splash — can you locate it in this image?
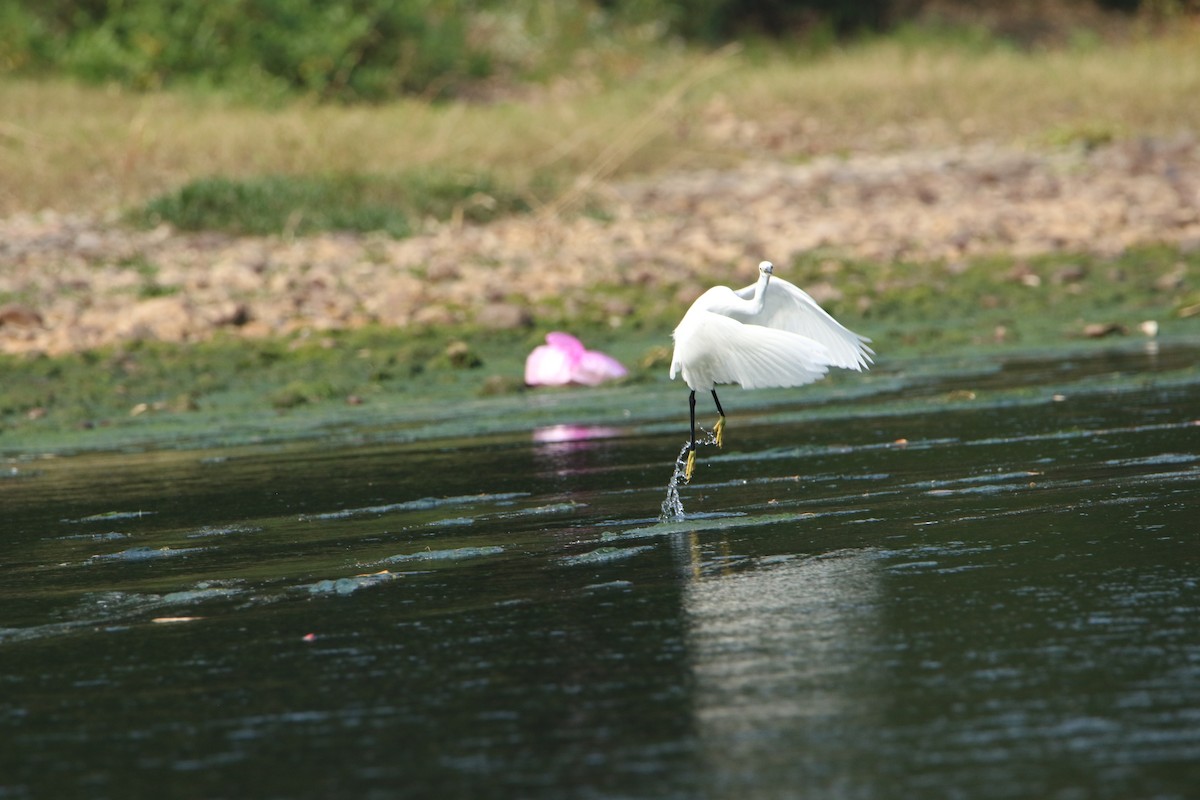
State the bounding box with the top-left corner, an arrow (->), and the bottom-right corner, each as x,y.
659,443 -> 691,522
659,427 -> 719,522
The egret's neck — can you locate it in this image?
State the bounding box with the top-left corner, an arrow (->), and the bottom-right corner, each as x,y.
750,271 -> 771,313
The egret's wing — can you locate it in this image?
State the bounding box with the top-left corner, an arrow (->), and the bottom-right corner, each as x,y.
676,312 -> 832,390
733,277 -> 873,371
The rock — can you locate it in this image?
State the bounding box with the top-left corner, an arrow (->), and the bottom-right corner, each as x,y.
1083,322 -> 1128,338
474,302 -> 531,330
412,304 -> 457,326
444,340 -> 482,369
210,260 -> 264,293
360,273 -> 423,326
0,302 -> 42,327
115,296 -> 197,342
209,302 -> 252,327
1053,264 -> 1088,284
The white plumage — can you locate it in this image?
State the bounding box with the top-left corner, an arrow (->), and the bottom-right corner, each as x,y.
669,261 -> 873,480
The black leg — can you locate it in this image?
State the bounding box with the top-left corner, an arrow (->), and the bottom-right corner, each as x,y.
683,390 -> 700,481
688,390 -> 697,452
711,389 -> 725,418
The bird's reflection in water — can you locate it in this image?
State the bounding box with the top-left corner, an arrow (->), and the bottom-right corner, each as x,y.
682,546 -> 886,797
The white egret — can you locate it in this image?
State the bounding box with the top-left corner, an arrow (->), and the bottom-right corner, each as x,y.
670,261 -> 873,481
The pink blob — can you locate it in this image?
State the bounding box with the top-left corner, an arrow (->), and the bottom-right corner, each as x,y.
524,342 -> 573,386
524,332 -> 627,387
544,332 -> 585,358
574,349 -> 628,386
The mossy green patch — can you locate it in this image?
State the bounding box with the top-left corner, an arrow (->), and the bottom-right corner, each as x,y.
784,245 -> 1200,351
130,169 -> 545,237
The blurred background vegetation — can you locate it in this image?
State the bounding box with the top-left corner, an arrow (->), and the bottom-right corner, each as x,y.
4,0 -> 1196,228
2,0 -> 1196,102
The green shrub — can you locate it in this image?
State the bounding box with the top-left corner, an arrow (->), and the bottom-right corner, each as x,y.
611,0 -> 892,41
1,0 -> 1171,100
4,0 -> 493,100
0,2 -> 50,71
131,169 -> 537,236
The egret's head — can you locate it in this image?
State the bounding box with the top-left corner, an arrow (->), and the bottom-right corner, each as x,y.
758,260 -> 773,286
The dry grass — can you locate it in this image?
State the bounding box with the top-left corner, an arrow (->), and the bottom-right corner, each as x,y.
0,58 -> 711,215
704,24 -> 1200,154
2,24 -> 1199,216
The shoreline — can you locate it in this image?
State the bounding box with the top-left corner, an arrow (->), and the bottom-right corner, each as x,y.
3,138 -> 1198,357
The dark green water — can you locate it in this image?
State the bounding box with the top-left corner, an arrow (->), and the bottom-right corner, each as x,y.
3,343 -> 1199,799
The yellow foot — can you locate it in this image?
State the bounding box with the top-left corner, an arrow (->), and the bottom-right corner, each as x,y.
713,416 -> 725,448
684,449 -> 696,483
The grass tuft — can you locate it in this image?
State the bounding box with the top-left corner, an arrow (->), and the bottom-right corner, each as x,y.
130,169 -> 540,236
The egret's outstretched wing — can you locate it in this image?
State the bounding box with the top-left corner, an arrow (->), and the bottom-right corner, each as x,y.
673,312 -> 832,391
733,276 -> 873,371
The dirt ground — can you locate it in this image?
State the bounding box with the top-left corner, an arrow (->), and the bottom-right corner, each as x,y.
2,136 -> 1198,356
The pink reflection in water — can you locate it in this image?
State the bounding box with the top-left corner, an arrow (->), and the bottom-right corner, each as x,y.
532,424 -> 622,445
